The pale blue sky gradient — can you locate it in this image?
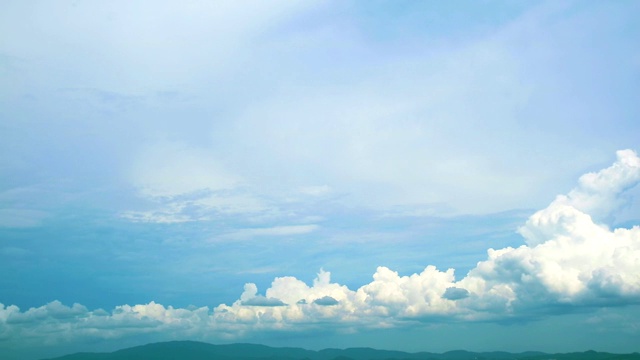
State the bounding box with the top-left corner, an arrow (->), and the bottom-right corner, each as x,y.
1,1 -> 640,359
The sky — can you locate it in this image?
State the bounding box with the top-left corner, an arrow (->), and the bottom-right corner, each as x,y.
1,1 -> 640,359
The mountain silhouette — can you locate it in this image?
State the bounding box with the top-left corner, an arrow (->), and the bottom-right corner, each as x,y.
41,341 -> 640,360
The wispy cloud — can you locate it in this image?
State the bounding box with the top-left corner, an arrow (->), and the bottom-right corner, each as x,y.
0,209 -> 48,228
223,225 -> 321,240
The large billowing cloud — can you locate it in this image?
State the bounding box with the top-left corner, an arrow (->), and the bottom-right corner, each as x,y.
1,150 -> 639,345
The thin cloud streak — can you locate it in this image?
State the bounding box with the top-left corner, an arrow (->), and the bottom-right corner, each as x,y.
225,225 -> 321,239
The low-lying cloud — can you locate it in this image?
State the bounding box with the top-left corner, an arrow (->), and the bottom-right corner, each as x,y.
1,150 -> 639,346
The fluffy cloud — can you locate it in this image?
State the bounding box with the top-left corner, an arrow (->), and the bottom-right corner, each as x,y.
240,284 -> 287,307
561,149 -> 640,221
0,301 -> 213,347
460,150 -> 640,312
2,150 -> 639,345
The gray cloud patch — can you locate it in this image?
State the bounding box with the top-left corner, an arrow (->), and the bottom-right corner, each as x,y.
313,296 -> 339,306
241,296 -> 286,307
442,287 -> 470,300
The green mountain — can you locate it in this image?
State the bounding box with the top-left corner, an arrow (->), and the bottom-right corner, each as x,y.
41,341 -> 640,360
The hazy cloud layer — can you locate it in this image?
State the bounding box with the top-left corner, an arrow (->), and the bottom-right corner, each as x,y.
4,0 -> 635,227
2,150 -> 638,345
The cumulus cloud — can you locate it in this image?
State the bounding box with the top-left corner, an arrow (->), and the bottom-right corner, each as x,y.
210,151 -> 640,325
166,149 -> 640,323
0,301 -> 215,349
562,149 -> 640,220
239,284 -> 287,307
7,301 -> 88,324
2,150 -> 640,344
459,150 -> 640,311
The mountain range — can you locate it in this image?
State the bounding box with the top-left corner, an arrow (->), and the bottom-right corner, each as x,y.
42,341 -> 640,360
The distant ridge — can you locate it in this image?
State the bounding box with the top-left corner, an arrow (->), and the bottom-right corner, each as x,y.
42,341 -> 640,360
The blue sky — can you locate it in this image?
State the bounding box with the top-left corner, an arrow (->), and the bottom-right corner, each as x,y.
1,1 -> 640,359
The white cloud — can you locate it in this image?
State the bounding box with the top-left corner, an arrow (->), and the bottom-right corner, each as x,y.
557,149 -> 640,222
188,152 -> 640,321
518,149 -> 639,247
240,284 -> 287,307
2,150 -> 640,348
459,150 -> 640,310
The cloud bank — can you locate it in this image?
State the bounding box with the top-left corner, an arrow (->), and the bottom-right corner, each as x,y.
1,150 -> 639,345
